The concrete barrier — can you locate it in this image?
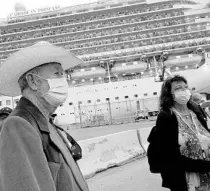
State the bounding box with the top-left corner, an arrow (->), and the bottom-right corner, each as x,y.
77,130 -> 145,179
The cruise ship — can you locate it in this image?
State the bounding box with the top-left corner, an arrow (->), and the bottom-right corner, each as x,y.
0,0 -> 210,127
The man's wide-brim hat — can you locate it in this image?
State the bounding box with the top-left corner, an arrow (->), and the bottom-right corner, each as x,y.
0,41 -> 83,97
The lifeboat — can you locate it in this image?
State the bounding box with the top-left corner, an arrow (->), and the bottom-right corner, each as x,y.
165,54 -> 202,68
112,61 -> 147,74
71,67 -> 106,79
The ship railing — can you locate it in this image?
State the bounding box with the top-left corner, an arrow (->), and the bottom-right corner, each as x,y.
68,28 -> 210,51
34,17 -> 208,47
53,19 -> 209,46
0,36 -> 210,64
0,9 -> 185,44
2,7 -> 184,37
1,9 -> 207,47
0,38 -> 210,64
80,39 -> 210,64
3,2 -> 176,31
3,5 -> 208,42
0,22 -> 209,54
72,28 -> 210,54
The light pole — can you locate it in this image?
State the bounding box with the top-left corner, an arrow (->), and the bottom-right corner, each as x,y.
99,60 -> 105,83
106,62 -> 111,83
140,54 -> 147,78
99,60 -> 115,83
159,51 -> 169,81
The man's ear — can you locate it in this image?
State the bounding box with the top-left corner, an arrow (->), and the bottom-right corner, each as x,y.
26,73 -> 38,91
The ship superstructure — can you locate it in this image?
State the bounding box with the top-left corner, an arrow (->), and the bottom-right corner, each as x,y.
0,0 -> 210,126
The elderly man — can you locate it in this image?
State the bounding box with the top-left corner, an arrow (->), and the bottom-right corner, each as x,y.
0,42 -> 89,191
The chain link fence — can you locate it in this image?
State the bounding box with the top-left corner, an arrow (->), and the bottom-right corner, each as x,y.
76,97 -> 159,128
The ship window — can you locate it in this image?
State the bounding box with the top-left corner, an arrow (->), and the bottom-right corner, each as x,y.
6,100 -> 11,105
106,98 -> 110,101
87,100 -> 91,103
153,92 -> 157,95
69,102 -> 73,105
134,94 -> 138,98
97,99 -> 100,102
115,97 -> 119,100
125,96 -> 129,99
144,93 -> 148,96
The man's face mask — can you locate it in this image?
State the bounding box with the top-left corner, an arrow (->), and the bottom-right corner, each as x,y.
30,73 -> 69,107
173,89 -> 191,105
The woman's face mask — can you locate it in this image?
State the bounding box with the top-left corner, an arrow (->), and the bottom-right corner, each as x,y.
173,89 -> 191,105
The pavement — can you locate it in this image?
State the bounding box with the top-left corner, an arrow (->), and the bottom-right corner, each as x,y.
87,157 -> 169,191
67,121 -> 155,141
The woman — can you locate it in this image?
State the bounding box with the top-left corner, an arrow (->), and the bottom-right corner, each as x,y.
155,75 -> 210,191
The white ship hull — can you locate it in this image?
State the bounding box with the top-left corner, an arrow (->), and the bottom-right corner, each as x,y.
1,54 -> 210,127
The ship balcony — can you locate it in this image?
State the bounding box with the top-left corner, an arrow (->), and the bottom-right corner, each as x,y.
79,37 -> 210,65
71,67 -> 106,79
0,8 -> 185,45
2,2 -> 180,35
2,7 -> 210,44
1,36 -> 210,64
0,34 -> 210,64
112,62 -> 147,74
5,1 -> 152,26
164,54 -> 202,68
0,21 -> 209,54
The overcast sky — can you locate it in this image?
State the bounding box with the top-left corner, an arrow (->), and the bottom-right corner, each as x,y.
0,0 -> 209,19
0,0 -> 97,18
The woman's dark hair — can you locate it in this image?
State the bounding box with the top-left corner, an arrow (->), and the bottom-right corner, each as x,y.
159,75 -> 188,111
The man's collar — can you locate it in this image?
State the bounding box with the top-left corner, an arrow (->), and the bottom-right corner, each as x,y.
16,97 -> 50,133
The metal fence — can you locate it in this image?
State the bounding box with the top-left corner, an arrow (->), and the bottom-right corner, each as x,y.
77,97 -> 159,128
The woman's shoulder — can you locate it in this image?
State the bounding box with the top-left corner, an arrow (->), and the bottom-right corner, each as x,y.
188,101 -> 207,118
188,100 -> 203,113
156,109 -> 178,129
155,109 -> 178,137
158,109 -> 175,119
